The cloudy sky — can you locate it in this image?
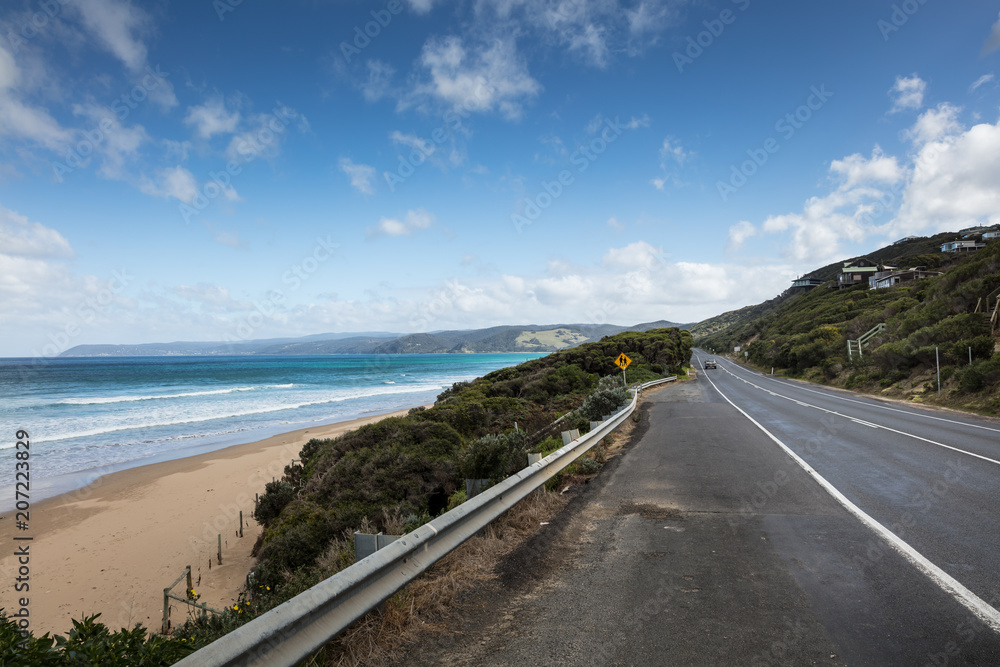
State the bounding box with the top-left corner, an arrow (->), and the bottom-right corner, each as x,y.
1,0 -> 999,357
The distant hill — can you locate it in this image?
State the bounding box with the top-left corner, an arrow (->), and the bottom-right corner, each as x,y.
60,320 -> 690,357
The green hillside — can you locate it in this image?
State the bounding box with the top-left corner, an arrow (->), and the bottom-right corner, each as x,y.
688,231 -> 964,341
697,237 -> 1000,414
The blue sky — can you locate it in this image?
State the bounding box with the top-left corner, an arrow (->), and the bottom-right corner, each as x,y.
1,0 -> 999,357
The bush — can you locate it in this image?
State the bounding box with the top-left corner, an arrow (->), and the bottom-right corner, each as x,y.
258,500 -> 338,576
0,612 -> 197,666
579,376 -> 629,421
253,480 -> 296,526
446,488 -> 467,510
460,429 -> 529,481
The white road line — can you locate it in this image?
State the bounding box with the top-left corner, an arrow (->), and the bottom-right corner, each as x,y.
707,359 -> 1000,468
702,369 -> 1000,634
718,355 -> 1000,435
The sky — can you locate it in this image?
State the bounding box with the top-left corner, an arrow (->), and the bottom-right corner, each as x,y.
1,0 -> 1000,358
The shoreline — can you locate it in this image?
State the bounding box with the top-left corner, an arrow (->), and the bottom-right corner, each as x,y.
0,404 -> 425,637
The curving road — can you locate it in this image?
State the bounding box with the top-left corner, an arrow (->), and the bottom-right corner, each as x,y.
399,356 -> 1000,666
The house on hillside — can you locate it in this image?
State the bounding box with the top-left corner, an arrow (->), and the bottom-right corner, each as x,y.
941,239 -> 986,253
869,268 -> 942,290
984,230 -> 1000,241
839,259 -> 893,287
791,276 -> 824,289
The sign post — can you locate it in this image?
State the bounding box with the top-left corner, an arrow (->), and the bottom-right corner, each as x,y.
615,353 -> 632,387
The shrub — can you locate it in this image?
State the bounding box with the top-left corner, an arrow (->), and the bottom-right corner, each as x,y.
0,612 -> 197,666
579,376 -> 629,421
460,429 -> 529,481
446,489 -> 467,511
253,480 -> 296,526
258,499 -> 338,576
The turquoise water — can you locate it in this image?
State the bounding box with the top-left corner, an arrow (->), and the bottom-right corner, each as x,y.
0,354 -> 542,509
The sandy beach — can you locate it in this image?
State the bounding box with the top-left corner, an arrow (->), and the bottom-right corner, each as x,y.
0,407 -> 421,637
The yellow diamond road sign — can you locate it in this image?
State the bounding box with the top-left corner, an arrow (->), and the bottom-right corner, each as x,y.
615,353 -> 632,370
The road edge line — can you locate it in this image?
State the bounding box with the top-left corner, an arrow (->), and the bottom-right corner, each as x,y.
702,368 -> 1000,634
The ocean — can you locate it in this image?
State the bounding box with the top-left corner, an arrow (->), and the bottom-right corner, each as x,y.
0,353 -> 543,510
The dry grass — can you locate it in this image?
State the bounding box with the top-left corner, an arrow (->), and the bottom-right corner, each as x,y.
307,488 -> 566,667
309,412 -> 644,667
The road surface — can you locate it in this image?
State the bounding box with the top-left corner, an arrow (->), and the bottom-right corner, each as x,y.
400,358 -> 1000,665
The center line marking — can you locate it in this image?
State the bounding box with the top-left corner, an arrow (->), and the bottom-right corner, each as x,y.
704,358 -> 1000,467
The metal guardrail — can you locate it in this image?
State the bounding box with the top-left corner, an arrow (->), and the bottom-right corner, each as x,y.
175,376 -> 676,667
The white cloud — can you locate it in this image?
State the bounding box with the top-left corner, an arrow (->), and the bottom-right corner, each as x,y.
409,36 -> 541,120
390,130 -> 436,157
406,0 -> 438,14
889,74 -> 926,113
0,45 -> 18,92
0,44 -> 72,152
71,0 -> 150,72
477,0 -> 681,67
70,103 -> 148,180
625,114 -> 651,130
184,98 -> 241,139
650,136 -> 688,190
751,103 -> 1000,261
829,146 -> 903,189
727,221 -> 756,250
602,240 -> 663,269
0,206 -> 74,259
753,148 -> 908,264
141,166 -> 239,205
891,116 -> 1000,235
140,165 -> 199,203
903,103 -> 962,145
607,216 -> 625,231
224,104 -> 306,164
339,157 -> 377,195
970,73 -> 994,92
370,209 -> 435,237
983,12 -> 1000,55
659,137 -> 687,165
361,60 -> 395,102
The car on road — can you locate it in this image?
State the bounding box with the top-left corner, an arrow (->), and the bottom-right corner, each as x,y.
704,359 -> 717,369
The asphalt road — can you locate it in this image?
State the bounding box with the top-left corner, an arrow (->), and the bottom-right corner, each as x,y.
400,362 -> 1000,666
